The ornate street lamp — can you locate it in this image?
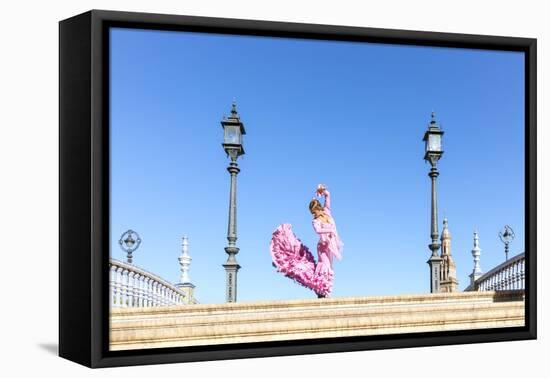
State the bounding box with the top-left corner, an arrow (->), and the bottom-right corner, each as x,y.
221,101 -> 246,303
118,229 -> 141,264
499,225 -> 515,261
423,112 -> 444,293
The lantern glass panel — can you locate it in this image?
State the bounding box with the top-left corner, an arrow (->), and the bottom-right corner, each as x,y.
224,125 -> 241,145
427,133 -> 442,153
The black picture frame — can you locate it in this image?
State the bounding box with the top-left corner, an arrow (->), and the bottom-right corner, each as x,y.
59,9 -> 537,368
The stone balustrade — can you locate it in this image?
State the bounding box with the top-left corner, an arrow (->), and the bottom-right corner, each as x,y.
110,258 -> 187,308
470,253 -> 525,292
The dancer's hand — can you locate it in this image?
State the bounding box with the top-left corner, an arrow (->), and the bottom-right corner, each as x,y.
316,184 -> 326,196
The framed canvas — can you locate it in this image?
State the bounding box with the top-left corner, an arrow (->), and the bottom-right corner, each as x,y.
59,9 -> 537,368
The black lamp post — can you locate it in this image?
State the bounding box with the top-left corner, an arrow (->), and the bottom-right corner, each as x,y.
499,225 -> 515,261
221,102 -> 246,303
118,229 -> 141,265
423,112 -> 444,293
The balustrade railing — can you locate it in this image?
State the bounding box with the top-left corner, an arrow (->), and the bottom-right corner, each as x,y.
110,258 -> 187,308
468,253 -> 525,292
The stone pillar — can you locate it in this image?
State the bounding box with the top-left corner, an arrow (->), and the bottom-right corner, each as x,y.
428,256 -> 442,293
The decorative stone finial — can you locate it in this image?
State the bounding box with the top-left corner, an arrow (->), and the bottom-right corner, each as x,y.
471,230 -> 483,278
178,235 -> 192,284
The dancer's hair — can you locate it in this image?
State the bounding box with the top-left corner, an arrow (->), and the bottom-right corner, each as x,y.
309,199 -> 323,214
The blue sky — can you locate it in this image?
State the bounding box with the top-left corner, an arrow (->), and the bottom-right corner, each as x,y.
110,27 -> 525,304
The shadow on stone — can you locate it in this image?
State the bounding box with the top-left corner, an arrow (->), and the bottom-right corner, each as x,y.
492,290 -> 525,302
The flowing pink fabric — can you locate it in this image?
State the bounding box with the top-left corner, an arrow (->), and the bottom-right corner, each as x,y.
270,191 -> 343,297
270,224 -> 318,292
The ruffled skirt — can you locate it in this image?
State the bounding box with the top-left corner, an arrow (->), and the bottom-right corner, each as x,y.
270,224 -> 333,297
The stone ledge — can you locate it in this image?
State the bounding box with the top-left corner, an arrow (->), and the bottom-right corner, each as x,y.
111,290 -> 523,315
110,290 -> 525,351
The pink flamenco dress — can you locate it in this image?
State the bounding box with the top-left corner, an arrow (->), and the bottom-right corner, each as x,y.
270,192 -> 343,297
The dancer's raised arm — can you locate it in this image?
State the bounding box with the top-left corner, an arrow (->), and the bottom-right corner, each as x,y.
323,190 -> 331,213
315,184 -> 331,214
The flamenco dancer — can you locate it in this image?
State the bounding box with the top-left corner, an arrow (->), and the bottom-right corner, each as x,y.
270,184 -> 343,298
